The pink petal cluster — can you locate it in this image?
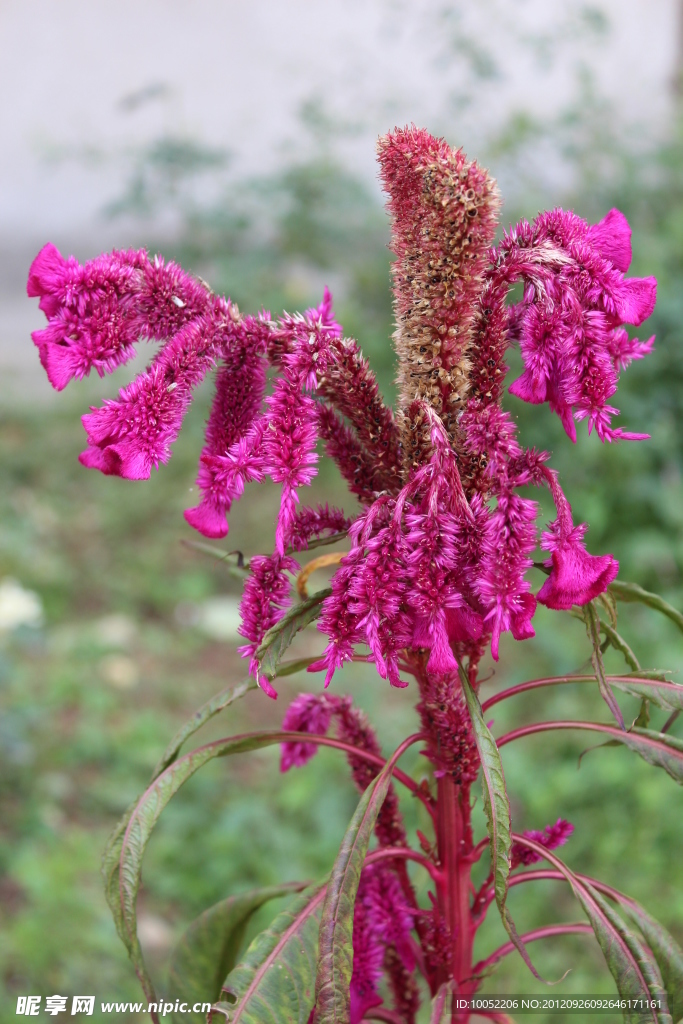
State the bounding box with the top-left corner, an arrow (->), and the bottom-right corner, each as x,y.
511,818 -> 575,868
537,469 -> 619,610
237,553 -> 299,698
349,867 -> 416,1024
498,208 -> 656,442
280,691 -> 406,848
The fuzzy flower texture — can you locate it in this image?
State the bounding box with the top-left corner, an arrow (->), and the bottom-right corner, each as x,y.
27,127 -> 656,696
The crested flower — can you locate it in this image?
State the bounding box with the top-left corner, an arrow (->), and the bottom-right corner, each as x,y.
498,208 -> 656,442
27,244 -> 216,392
537,469 -> 618,610
511,818 -> 575,868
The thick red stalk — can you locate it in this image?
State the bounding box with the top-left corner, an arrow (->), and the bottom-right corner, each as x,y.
436,775 -> 474,1007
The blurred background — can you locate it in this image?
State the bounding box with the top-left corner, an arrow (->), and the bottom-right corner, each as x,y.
1,2 -> 683,1021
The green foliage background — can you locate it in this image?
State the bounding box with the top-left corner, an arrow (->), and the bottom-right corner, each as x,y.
2,50 -> 683,1024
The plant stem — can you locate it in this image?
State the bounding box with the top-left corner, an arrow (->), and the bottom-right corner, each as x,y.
436,775 -> 474,1019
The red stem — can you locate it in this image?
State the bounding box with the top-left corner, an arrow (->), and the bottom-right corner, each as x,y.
473,922 -> 593,972
365,845 -> 442,884
495,719 -> 658,748
277,730 -> 434,817
481,674 -> 680,713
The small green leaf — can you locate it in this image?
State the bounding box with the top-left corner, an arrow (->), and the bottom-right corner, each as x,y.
609,581 -> 683,635
221,884 -> 326,1024
599,620 -> 641,673
623,728 -> 683,784
610,679 -> 683,715
460,670 -> 541,981
286,531 -> 348,555
168,884 -> 305,1023
583,602 -> 625,729
313,739 -> 414,1023
254,590 -> 332,681
430,983 -> 453,1022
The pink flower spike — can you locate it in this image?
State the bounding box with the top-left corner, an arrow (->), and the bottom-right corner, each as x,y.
512,818 -> 574,866
537,471 -> 618,610
280,693 -> 337,771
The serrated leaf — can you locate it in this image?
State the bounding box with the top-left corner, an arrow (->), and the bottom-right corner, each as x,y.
583,602 -> 625,728
460,670 -> 541,981
609,581 -> 683,635
113,732 -> 300,1008
313,740 -> 411,1023
168,884 -> 304,1024
220,884 -> 326,1024
254,590 -> 331,681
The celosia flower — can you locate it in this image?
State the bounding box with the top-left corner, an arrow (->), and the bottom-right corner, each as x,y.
27,128 -> 654,689
537,469 -> 618,610
499,208 -> 656,443
511,818 -> 575,867
237,553 -> 298,697
280,692 -> 336,771
350,867 -> 415,1024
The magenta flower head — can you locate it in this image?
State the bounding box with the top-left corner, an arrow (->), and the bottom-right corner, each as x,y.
27,128 -> 655,692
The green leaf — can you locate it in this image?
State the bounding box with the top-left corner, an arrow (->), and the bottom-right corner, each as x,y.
610,679 -> 683,715
181,539 -> 250,579
621,728 -> 683,784
583,602 -> 625,728
460,670 -> 541,981
152,678 -> 257,780
600,620 -> 641,673
112,732 -> 300,1008
313,740 -> 412,1023
218,884 -> 326,1024
430,983 -> 453,1023
168,884 -> 305,1024
609,581 -> 683,635
253,590 -> 332,682
286,531 -> 348,555
515,845 -> 671,1024
151,658 -> 318,780
576,882 -> 671,1023
619,900 -> 683,1023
